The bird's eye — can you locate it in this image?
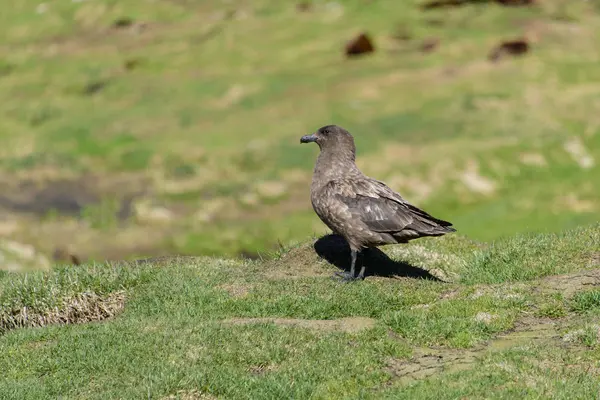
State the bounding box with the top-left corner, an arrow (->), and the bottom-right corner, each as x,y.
322,129 -> 329,135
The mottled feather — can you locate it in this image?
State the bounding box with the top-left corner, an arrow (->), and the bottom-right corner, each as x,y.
323,178 -> 454,235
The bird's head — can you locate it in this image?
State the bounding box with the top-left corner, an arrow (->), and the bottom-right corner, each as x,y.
300,125 -> 356,155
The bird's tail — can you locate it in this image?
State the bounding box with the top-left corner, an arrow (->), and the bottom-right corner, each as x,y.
407,203 -> 455,229
417,223 -> 455,237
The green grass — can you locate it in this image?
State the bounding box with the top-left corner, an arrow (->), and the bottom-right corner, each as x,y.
462,225 -> 600,283
0,262 -> 150,334
379,344 -> 600,399
1,224 -> 599,398
572,290 -> 600,314
1,0 -> 599,262
2,2 -> 599,393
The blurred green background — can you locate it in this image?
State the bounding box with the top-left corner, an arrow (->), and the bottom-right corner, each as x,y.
0,0 -> 598,264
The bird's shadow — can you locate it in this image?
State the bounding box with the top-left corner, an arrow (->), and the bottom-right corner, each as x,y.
314,234 -> 443,282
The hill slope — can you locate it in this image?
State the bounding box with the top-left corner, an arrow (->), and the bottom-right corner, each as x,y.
1,224 -> 599,398
0,0 -> 599,262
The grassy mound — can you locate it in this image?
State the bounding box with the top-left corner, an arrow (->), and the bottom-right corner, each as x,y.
0,224 -> 599,398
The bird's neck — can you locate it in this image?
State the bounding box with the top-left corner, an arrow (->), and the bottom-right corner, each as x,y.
313,150 -> 362,185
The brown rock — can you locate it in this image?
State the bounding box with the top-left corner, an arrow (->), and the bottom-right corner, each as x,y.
496,0 -> 535,5
421,0 -> 534,9
124,59 -> 141,71
420,37 -> 440,53
345,33 -> 375,57
421,0 -> 466,9
112,17 -> 134,29
488,38 -> 529,62
53,247 -> 82,265
296,2 -> 312,12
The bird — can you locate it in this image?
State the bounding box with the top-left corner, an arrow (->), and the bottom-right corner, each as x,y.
300,124 -> 456,281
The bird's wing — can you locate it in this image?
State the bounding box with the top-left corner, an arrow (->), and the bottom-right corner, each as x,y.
371,179 -> 454,228
324,178 -> 453,233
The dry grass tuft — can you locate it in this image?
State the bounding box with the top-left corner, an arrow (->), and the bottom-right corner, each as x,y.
0,291 -> 126,333
218,283 -> 251,298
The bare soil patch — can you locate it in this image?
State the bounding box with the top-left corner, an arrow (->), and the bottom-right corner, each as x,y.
463,268 -> 600,304
387,316 -> 562,385
0,175 -> 148,219
0,179 -> 99,217
249,363 -> 278,376
222,317 -> 377,333
535,268 -> 600,298
161,389 -> 217,400
387,347 -> 479,385
264,242 -> 335,279
386,269 -> 600,385
219,283 -> 251,298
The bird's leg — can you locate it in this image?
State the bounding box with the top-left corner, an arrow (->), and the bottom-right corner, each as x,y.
349,249 -> 357,277
357,264 -> 367,280
334,250 -> 359,282
356,248 -> 369,280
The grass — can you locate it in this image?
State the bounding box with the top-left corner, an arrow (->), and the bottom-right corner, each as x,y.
462,225 -> 600,283
0,263 -> 149,333
572,290 -> 600,314
1,0 -> 599,263
379,344 -> 600,399
1,1 -> 599,395
0,224 -> 599,398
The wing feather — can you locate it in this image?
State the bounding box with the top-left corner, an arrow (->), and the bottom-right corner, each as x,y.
324,178 -> 455,234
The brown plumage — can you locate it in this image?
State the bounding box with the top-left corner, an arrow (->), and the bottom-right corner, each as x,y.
300,125 -> 456,281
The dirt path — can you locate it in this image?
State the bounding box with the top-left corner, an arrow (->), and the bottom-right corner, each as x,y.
222,317 -> 377,333
387,317 -> 562,384
387,268 -> 600,384
535,267 -> 600,297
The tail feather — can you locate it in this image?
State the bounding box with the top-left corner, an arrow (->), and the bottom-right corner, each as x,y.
405,203 -> 454,227
403,204 -> 456,235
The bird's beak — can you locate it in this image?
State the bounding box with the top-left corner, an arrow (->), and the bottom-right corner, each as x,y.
300,133 -> 317,144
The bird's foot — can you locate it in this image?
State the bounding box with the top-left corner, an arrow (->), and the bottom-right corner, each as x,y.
333,271 -> 363,282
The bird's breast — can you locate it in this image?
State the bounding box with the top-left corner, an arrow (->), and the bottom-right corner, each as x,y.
310,184 -> 348,229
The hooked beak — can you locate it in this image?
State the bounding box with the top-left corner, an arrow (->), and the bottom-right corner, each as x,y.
300,133 -> 317,144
